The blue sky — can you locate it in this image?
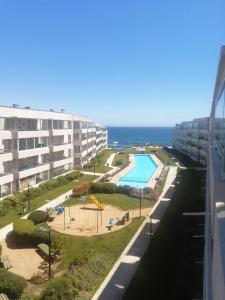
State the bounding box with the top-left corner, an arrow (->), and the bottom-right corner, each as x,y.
0,0 -> 224,126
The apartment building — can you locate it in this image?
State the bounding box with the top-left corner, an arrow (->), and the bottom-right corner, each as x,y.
204,46 -> 225,300
0,105 -> 107,199
173,117 -> 209,164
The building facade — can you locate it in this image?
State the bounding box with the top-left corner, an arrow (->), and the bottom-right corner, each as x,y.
0,105 -> 107,199
173,117 -> 209,164
204,46 -> 225,300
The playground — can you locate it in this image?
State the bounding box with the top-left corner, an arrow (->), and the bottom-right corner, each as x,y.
49,201 -> 132,236
47,194 -> 136,236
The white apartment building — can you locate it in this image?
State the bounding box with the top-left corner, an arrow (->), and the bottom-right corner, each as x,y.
204,46 -> 225,300
173,117 -> 209,164
0,105 -> 107,199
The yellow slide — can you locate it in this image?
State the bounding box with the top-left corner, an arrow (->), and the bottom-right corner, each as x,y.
89,195 -> 105,210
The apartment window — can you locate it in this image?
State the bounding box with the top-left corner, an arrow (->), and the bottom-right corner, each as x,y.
19,139 -> 26,150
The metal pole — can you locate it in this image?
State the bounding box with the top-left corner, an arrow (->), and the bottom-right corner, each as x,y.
97,208 -> 99,233
48,227 -> 51,279
94,161 -> 96,180
64,206 -> 65,230
139,188 -> 142,218
27,183 -> 31,211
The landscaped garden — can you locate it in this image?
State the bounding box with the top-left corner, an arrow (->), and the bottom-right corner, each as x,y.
0,171 -> 94,229
0,147 -> 173,300
112,152 -> 129,167
81,149 -> 115,173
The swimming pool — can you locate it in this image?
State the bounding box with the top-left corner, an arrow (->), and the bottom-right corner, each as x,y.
116,154 -> 157,188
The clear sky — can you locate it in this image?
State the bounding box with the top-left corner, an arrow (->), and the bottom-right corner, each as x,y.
0,0 -> 224,126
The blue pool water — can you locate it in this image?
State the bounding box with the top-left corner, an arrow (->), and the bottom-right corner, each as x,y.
116,154 -> 157,188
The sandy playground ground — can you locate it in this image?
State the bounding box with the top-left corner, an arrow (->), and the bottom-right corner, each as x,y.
49,203 -> 151,236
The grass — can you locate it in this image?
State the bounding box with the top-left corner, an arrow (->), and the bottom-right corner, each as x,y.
112,152 -> 129,166
65,193 -> 155,210
57,217 -> 144,271
0,175 -> 94,229
146,147 -> 176,166
82,149 -> 115,173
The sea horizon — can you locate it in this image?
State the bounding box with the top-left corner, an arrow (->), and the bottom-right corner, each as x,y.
108,126 -> 174,150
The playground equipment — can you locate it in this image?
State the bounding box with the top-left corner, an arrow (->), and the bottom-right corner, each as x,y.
89,195 -> 105,210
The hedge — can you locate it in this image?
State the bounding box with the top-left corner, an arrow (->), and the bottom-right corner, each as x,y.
13,219 -> 48,246
0,269 -> 27,299
27,210 -> 48,225
3,170 -> 81,210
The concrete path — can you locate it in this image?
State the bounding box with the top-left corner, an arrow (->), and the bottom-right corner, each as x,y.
92,166 -> 178,300
105,153 -> 117,167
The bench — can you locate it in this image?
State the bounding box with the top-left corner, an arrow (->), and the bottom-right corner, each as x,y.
0,256 -> 12,269
116,215 -> 126,226
0,294 -> 9,300
37,243 -> 50,258
48,207 -> 57,221
116,212 -> 129,226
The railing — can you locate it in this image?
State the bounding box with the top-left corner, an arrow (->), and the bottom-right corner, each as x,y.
119,177 -> 148,183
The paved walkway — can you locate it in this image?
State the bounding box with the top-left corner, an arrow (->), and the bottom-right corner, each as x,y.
92,166 -> 178,300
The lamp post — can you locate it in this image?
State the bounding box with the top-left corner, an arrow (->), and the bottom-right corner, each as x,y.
40,226 -> 51,280
139,188 -> 143,218
27,183 -> 31,211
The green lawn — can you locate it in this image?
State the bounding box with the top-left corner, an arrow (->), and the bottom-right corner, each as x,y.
65,193 -> 154,210
0,175 -> 94,229
57,217 -> 143,272
146,148 -> 176,166
81,149 -> 115,173
112,152 -> 129,166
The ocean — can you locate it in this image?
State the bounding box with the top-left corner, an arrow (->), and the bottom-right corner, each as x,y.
108,127 -> 174,150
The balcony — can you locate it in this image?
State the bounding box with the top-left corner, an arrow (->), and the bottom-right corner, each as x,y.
51,143 -> 72,152
51,156 -> 73,168
0,173 -> 14,185
0,150 -> 13,161
14,163 -> 50,179
51,129 -> 73,136
18,147 -> 49,159
17,130 -> 49,139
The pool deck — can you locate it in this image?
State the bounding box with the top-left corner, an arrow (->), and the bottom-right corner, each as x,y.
110,154 -> 164,189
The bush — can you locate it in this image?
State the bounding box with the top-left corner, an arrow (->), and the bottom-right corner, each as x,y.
72,181 -> 90,197
117,185 -> 134,196
56,176 -> 67,186
13,220 -> 48,246
39,179 -> 58,191
65,171 -> 81,181
90,182 -> 118,194
0,269 -> 27,299
40,277 -> 78,300
28,210 -> 48,225
4,195 -> 18,207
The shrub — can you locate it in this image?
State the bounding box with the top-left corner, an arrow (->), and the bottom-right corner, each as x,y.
143,187 -> 152,194
90,182 -> 118,194
40,277 -> 78,300
72,181 -> 90,197
0,269 -> 27,299
39,179 -> 58,191
117,185 -> 134,196
13,220 -> 48,246
4,195 -> 18,207
51,234 -> 65,260
65,171 -> 81,181
28,210 -> 48,225
56,176 -> 67,186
